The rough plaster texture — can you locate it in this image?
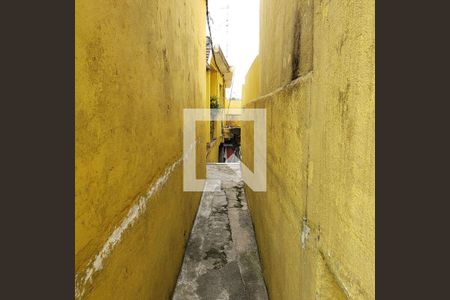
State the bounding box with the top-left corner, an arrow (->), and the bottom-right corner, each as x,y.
241,56 -> 260,107
207,138 -> 221,163
75,0 -> 207,298
242,0 -> 374,299
173,164 -> 268,300
259,0 -> 314,95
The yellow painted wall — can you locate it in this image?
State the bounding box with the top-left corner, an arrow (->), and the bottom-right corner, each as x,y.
75,0 -> 207,299
206,70 -> 211,107
209,61 -> 225,107
224,99 -> 242,128
259,0 -> 313,95
206,62 -> 226,162
225,99 -> 243,111
242,0 -> 374,299
205,69 -> 220,162
206,138 -> 221,163
241,56 -> 260,106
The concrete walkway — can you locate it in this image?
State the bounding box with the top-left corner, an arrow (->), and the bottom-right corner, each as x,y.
173,163 -> 268,300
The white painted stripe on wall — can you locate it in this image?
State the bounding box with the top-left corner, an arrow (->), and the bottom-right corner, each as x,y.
75,142 -> 196,299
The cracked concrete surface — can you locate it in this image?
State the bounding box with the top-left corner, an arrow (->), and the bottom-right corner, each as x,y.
173,163 -> 268,300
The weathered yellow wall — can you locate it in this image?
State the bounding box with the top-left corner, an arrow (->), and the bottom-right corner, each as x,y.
225,99 -> 242,110
259,0 -> 313,95
206,138 -> 221,162
206,63 -> 226,162
242,0 -> 374,299
206,70 -> 211,107
75,0 -> 206,299
241,56 -> 260,106
209,62 -> 225,106
224,99 -> 242,127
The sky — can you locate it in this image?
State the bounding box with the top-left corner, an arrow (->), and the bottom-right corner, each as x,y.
207,0 -> 260,99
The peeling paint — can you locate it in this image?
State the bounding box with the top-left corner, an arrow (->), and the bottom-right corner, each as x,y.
241,0 -> 374,298
75,0 -> 208,297
75,141 -> 198,299
76,158 -> 181,298
301,217 -> 310,249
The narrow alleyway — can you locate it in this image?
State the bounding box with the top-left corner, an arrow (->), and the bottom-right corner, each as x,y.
173,163 -> 268,300
76,0 -> 374,297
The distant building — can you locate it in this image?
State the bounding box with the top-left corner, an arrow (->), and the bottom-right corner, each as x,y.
205,37 -> 234,162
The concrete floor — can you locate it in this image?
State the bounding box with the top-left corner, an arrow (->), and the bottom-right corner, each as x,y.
172,163 -> 268,300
